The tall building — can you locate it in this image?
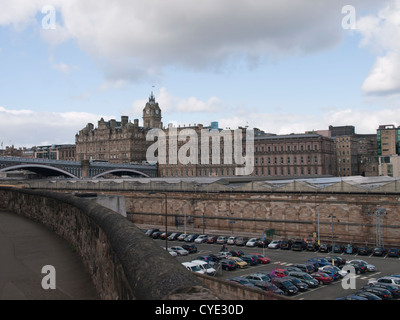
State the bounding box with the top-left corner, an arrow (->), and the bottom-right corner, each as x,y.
377,124 -> 400,157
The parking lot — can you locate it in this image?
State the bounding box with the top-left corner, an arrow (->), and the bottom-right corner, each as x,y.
149,233 -> 400,300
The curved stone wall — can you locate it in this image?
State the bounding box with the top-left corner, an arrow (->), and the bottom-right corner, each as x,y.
0,187 -> 215,300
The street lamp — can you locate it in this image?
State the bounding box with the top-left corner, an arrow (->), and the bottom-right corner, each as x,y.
150,192 -> 168,250
328,214 -> 336,252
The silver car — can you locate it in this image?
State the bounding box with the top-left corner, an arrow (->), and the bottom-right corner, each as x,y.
170,246 -> 189,256
348,259 -> 376,272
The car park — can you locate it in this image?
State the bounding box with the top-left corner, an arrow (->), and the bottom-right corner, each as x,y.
311,272 -> 333,285
268,240 -> 281,249
348,259 -> 376,272
182,262 -> 205,274
288,271 -> 319,288
250,253 -> 270,264
246,238 -> 259,247
368,276 -> 400,288
387,248 -> 400,257
194,234 -> 208,243
170,246 -> 189,256
181,243 -> 198,253
191,260 -> 216,276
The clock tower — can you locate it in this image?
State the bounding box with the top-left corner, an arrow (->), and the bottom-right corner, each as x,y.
143,92 -> 162,129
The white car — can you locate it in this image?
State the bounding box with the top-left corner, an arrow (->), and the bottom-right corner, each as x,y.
318,265 -> 347,277
191,260 -> 217,276
163,247 -> 177,257
368,276 -> 400,287
246,238 -> 258,247
348,259 -> 377,272
182,262 -> 205,274
194,234 -> 208,244
170,246 -> 189,256
227,236 -> 236,245
268,240 -> 281,249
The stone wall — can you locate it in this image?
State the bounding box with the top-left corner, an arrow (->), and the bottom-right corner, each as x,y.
0,187 -> 217,300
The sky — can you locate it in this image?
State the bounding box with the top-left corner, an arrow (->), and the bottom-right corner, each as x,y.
1,0 -> 400,148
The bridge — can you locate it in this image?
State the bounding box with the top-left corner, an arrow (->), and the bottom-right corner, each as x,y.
0,157 -> 157,179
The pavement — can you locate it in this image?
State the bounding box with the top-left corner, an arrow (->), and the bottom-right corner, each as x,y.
0,210 -> 99,300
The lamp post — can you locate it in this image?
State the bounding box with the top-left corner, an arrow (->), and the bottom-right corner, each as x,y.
328,214 -> 336,252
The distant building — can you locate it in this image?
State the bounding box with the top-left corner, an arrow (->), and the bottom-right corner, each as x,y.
377,125 -> 400,177
35,144 -> 76,161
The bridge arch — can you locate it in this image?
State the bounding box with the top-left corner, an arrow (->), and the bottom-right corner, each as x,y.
92,168 -> 150,179
0,164 -> 78,179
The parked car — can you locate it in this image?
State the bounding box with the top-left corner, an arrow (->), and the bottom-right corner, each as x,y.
235,237 -> 249,246
229,250 -> 244,257
288,271 -> 319,288
368,276 -> 400,288
250,253 -> 270,264
151,231 -> 163,239
291,240 -> 306,251
319,265 -> 347,278
159,232 -> 173,240
167,232 -> 182,241
254,282 -> 284,295
195,255 -> 219,267
178,233 -> 189,241
306,242 -> 319,251
206,235 -> 218,244
246,238 -> 259,247
216,251 -> 233,259
372,247 -> 387,257
191,260 -> 216,276
184,234 -> 199,242
357,246 -> 371,256
344,243 -> 357,254
181,243 -> 198,253
284,276 -> 309,291
194,234 -> 208,244
268,240 -> 281,249
166,248 -> 177,257
279,240 -> 293,250
292,263 -> 315,274
325,256 -> 346,267
333,244 -> 345,253
270,268 -> 289,278
227,277 -> 256,288
257,237 -> 271,248
318,243 -> 332,253
316,267 -> 340,281
387,248 -> 400,257
307,257 -> 331,267
170,246 -> 189,256
216,236 -> 228,244
182,262 -> 205,274
245,273 -> 271,285
352,292 -> 381,300
345,261 -> 367,274
227,236 -> 236,245
348,259 -> 376,272
272,278 -> 298,295
145,228 -> 160,237
220,259 -> 237,271
366,283 -> 400,298
240,254 -> 258,266
230,257 -> 248,269
311,272 -> 333,285
335,295 -> 368,300
358,286 -> 393,300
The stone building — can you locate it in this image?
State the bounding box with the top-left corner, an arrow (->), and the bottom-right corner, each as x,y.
75,93 -> 161,163
35,144 -> 76,161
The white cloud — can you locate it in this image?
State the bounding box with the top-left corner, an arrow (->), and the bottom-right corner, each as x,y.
357,0 -> 400,95
0,106 -> 110,147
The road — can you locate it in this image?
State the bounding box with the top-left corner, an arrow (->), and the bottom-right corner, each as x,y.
154,238 -> 400,300
0,210 -> 99,300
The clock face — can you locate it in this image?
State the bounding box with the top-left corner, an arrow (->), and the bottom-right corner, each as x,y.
146,108 -> 150,114
155,109 -> 159,114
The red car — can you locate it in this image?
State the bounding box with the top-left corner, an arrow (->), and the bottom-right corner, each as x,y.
206,236 -> 218,244
270,268 -> 289,278
250,253 -> 270,264
311,272 -> 333,285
